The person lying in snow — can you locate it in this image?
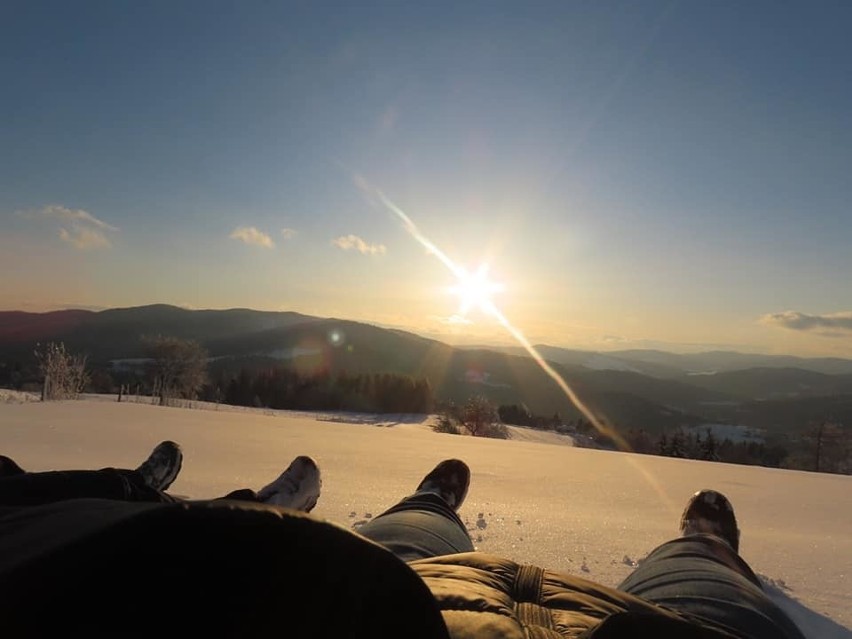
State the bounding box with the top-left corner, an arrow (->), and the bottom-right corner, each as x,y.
0,442 -> 805,639
0,441 -> 320,511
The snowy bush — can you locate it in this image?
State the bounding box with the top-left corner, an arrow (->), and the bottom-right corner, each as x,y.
35,342 -> 89,401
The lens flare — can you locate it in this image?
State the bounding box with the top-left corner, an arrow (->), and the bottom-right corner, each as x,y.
368,185 -> 630,450
449,263 -> 504,317
356,178 -> 677,516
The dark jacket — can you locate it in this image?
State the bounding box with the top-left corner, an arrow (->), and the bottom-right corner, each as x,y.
0,499 -> 735,638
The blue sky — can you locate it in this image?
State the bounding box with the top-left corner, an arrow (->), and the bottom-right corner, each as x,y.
2,1 -> 851,356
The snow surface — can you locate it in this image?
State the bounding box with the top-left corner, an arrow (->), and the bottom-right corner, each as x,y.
0,398 -> 849,638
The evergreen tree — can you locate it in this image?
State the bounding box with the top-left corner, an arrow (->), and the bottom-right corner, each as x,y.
701,429 -> 720,461
669,430 -> 686,458
657,433 -> 669,456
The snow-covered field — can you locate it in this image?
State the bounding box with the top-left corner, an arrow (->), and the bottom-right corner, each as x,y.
1,397 -> 849,638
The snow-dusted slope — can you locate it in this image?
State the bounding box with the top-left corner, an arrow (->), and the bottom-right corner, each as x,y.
1,400 -> 849,637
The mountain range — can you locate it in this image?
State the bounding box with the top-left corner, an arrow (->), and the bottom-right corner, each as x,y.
2,304 -> 851,437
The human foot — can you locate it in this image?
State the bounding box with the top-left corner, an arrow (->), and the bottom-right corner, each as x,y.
680,489 -> 740,552
135,441 -> 183,492
415,459 -> 470,511
257,455 -> 322,512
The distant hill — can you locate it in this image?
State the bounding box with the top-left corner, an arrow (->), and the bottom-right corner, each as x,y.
608,349 -> 852,376
489,344 -> 685,378
0,309 -> 93,345
0,304 -> 317,360
3,304 -> 851,437
734,395 -> 852,435
674,367 -> 852,400
206,329 -> 704,434
495,344 -> 852,377
0,305 -> 704,433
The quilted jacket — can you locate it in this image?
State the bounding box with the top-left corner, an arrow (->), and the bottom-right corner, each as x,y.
411,552 -> 738,639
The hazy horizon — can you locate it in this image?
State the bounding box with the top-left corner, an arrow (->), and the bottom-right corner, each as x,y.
5,301 -> 852,361
3,2 -> 851,358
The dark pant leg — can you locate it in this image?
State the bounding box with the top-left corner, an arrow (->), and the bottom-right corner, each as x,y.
220,488 -> 262,502
618,534 -> 805,639
357,493 -> 474,562
0,469 -> 178,506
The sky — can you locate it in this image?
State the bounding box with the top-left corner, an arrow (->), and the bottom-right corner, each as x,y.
2,1 -> 851,357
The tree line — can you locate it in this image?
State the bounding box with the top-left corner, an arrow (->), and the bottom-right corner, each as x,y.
12,339 -> 852,474
499,402 -> 851,475
212,367 -> 434,413
21,339 -> 435,414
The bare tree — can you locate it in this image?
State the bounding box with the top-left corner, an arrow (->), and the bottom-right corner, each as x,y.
35,342 -> 89,400
461,395 -> 499,437
144,336 -> 208,406
806,420 -> 847,474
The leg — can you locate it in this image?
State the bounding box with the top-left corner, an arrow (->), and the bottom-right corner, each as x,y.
619,491 -> 806,639
0,456 -> 26,477
0,446 -> 323,512
0,468 -> 178,506
0,442 -> 184,506
358,459 -> 475,561
220,456 -> 322,512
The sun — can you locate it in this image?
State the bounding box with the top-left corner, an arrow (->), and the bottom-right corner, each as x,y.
449,263 -> 504,317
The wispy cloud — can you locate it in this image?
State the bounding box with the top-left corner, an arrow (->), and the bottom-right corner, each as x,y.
59,226 -> 112,250
229,226 -> 275,248
332,234 -> 386,255
22,205 -> 118,250
40,205 -> 118,230
761,310 -> 852,334
280,228 -> 297,239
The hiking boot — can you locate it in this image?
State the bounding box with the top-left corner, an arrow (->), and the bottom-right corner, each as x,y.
135,441 -> 183,492
257,456 -> 321,512
415,459 -> 470,511
680,489 -> 740,553
0,455 -> 26,477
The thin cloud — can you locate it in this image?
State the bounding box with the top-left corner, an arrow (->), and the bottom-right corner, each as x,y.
332,234 -> 386,255
761,311 -> 852,334
40,205 -> 118,230
59,226 -> 112,250
229,226 -> 275,248
280,228 -> 297,239
20,205 -> 119,250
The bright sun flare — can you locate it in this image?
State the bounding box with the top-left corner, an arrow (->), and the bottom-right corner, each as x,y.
369,184 -> 632,454
449,263 -> 504,317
